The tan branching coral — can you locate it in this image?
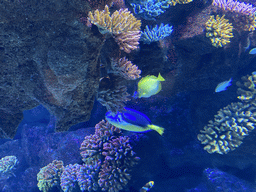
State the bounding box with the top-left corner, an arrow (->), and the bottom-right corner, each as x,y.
37,160 -> 64,192
88,5 -> 141,53
205,15 -> 234,47
111,57 -> 141,80
114,31 -> 141,53
197,102 -> 256,154
167,0 -> 193,6
237,72 -> 256,102
88,5 -> 141,35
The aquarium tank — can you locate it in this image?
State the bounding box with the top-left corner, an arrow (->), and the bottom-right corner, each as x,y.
1,0 -> 256,191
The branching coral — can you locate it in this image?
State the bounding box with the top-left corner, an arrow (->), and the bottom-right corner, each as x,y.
111,57 -> 141,80
130,0 -> 170,20
212,0 -> 256,31
37,160 -> 64,192
80,120 -> 140,191
205,15 -> 233,47
140,23 -> 173,44
88,5 -> 141,53
114,31 -> 141,53
88,5 -> 141,34
197,102 -> 256,154
237,72 -> 256,102
212,0 -> 256,16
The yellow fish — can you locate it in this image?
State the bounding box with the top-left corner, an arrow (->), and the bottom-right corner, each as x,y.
140,181 -> 154,192
105,108 -> 164,135
137,73 -> 165,98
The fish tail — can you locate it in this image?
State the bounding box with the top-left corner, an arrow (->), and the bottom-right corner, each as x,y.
157,73 -> 165,81
147,124 -> 164,135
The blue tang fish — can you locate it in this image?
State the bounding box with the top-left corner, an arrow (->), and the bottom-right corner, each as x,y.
215,78 -> 232,92
140,181 -> 154,192
249,48 -> 256,54
105,108 -> 164,135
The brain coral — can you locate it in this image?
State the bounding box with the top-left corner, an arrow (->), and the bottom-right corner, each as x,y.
197,102 -> 256,154
205,15 -> 233,47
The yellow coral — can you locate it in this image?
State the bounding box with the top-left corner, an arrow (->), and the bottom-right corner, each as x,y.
88,5 -> 141,35
237,72 -> 256,102
205,15 -> 233,47
197,102 -> 256,154
167,0 -> 193,6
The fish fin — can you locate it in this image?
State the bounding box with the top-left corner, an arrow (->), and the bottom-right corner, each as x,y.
147,124 -> 164,135
157,73 -> 165,81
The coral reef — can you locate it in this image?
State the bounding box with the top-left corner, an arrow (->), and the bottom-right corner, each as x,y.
130,0 -> 170,20
140,23 -> 173,44
212,0 -> 256,15
197,102 -> 256,154
88,5 -> 141,34
205,15 -> 233,47
237,72 -> 256,102
88,5 -> 141,53
0,156 -> 18,180
80,120 -> 140,192
212,0 -> 256,31
114,31 -> 141,53
37,160 -> 64,192
111,57 -> 141,80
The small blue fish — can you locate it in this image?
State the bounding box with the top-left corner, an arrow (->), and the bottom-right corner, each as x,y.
249,48 -> 256,54
215,78 -> 232,93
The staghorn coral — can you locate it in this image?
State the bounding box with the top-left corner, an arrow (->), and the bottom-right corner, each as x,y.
197,102 -> 256,154
0,156 -> 18,180
37,160 -> 64,192
88,5 -> 141,35
237,72 -> 256,102
167,0 -> 193,6
111,57 -> 141,80
88,5 -> 141,53
140,23 -> 173,44
80,120 -> 140,192
205,15 -> 233,47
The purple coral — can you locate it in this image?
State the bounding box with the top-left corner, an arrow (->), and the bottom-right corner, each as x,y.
212,0 -> 256,16
80,120 -> 140,191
